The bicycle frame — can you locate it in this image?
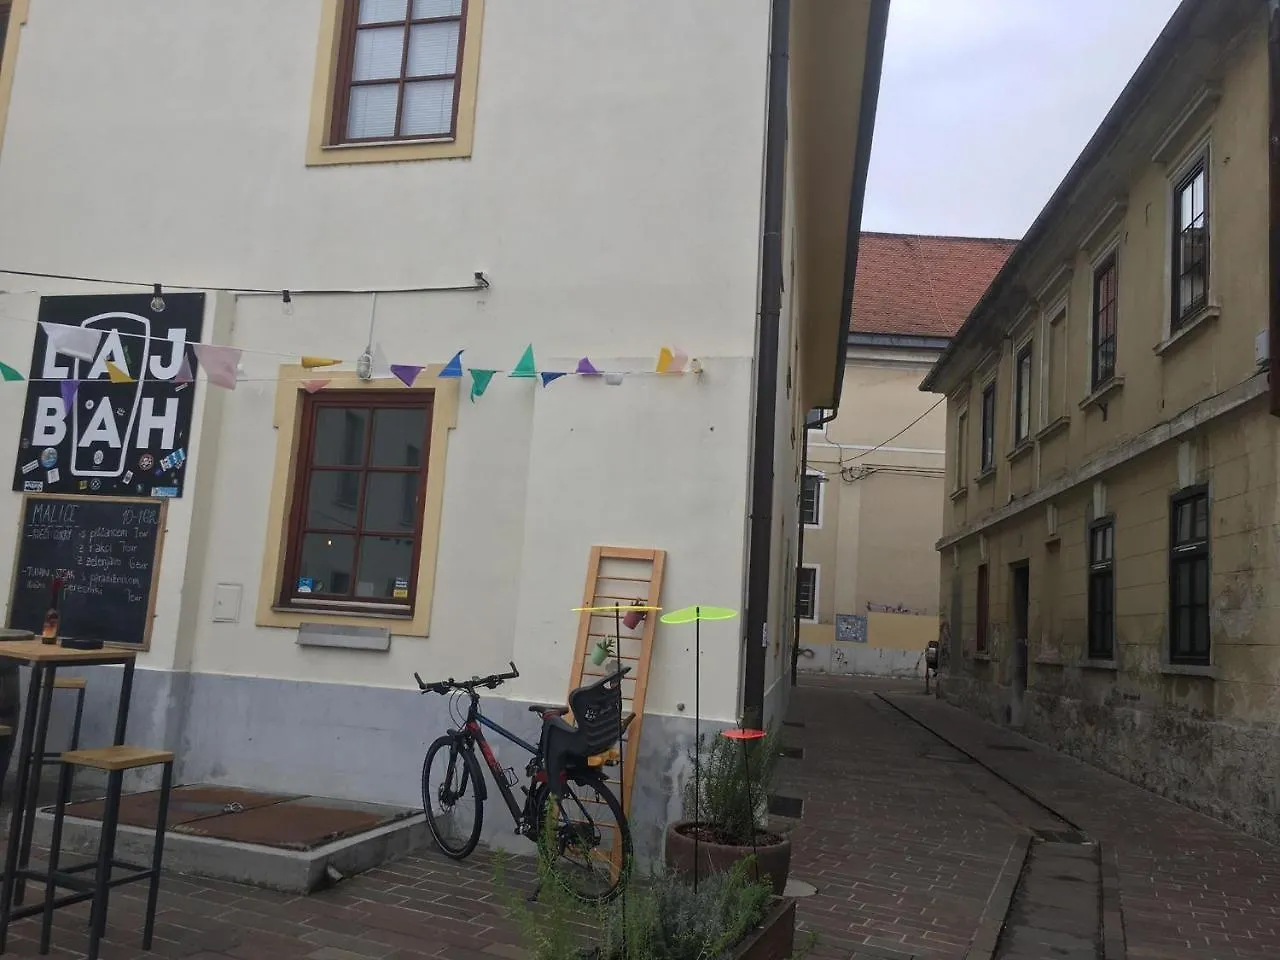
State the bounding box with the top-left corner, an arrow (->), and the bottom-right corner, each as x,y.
453,696 -> 541,826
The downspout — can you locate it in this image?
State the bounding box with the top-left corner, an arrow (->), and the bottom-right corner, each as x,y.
742,0 -> 791,727
1269,0 -> 1279,416
792,409 -> 838,686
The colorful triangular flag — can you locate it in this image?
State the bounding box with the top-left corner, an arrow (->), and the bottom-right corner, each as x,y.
369,343 -> 394,380
301,356 -> 340,369
0,361 -> 23,382
656,347 -> 674,374
440,351 -> 464,378
193,344 -> 241,390
576,357 -> 601,376
59,380 -> 78,410
106,361 -> 134,384
302,379 -> 329,394
42,323 -> 103,363
175,355 -> 194,384
469,369 -> 496,401
604,372 -> 624,386
540,372 -> 567,387
391,364 -> 423,388
510,345 -> 537,379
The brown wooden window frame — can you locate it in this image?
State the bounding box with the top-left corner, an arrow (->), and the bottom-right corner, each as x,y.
1091,254 -> 1118,389
1087,517 -> 1115,660
280,390 -> 434,614
975,563 -> 990,654
330,0 -> 469,146
1171,159 -> 1209,327
1168,486 -> 1210,665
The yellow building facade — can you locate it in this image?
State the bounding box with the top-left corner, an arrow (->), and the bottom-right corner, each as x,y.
924,0 -> 1280,840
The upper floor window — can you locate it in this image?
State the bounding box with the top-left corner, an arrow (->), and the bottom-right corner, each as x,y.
1014,341 -> 1033,445
979,383 -> 996,472
953,407 -> 968,489
1091,254 -> 1118,388
800,474 -> 822,527
796,566 -> 818,622
1172,161 -> 1208,326
332,0 -> 468,145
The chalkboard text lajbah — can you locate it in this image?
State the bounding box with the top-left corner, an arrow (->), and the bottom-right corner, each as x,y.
11,293 -> 205,499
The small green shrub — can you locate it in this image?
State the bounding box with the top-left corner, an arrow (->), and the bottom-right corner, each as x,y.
683,727 -> 782,845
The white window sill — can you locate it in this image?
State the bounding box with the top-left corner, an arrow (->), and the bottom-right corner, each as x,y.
273,604 -> 413,621
975,467 -> 997,486
1035,416 -> 1070,443
323,135 -> 456,150
1155,304 -> 1221,357
1034,654 -> 1065,666
1006,440 -> 1034,464
1079,376 -> 1125,412
1161,662 -> 1217,679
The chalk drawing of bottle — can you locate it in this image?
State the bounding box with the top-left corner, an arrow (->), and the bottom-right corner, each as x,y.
71,312 -> 151,480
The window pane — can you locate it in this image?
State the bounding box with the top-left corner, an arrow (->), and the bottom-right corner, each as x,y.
1175,606 -> 1191,653
371,408 -> 427,466
1194,496 -> 1208,540
360,0 -> 409,22
1192,557 -> 1208,604
306,471 -> 361,529
298,533 -> 356,596
347,83 -> 399,139
407,21 -> 460,75
314,409 -> 368,466
355,536 -> 415,599
352,25 -> 406,80
413,0 -> 463,16
1175,502 -> 1191,544
1176,561 -> 1192,601
401,79 -> 455,136
1192,607 -> 1210,655
363,472 -> 420,531
1103,525 -> 1113,561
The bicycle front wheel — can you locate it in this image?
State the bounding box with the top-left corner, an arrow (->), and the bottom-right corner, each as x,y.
422,735 -> 484,859
534,772 -> 633,904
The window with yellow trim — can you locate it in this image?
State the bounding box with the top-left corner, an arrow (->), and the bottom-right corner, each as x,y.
281,390 -> 434,614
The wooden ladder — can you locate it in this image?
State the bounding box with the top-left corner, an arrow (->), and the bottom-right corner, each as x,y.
567,545 -> 665,819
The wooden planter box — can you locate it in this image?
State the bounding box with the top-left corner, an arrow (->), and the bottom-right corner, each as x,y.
730,897 -> 796,960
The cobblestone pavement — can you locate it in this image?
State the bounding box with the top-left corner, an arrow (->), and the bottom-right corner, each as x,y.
2,675 -> 1278,958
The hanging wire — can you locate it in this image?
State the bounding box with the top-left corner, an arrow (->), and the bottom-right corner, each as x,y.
0,266 -> 490,296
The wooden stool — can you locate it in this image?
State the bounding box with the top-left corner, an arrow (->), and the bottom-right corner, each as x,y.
40,746 -> 174,960
42,677 -> 87,764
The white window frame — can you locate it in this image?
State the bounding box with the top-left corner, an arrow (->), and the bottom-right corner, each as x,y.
800,471 -> 825,528
1011,332 -> 1034,447
1163,134 -> 1214,341
796,564 -> 819,623
1039,294 -> 1069,425
952,401 -> 969,492
978,370 -> 997,473
1085,236 -> 1122,395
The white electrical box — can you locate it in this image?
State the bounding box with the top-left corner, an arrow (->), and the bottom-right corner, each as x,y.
212,583 -> 242,623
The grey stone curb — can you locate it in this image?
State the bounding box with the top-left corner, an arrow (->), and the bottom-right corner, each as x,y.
965,832 -> 1031,960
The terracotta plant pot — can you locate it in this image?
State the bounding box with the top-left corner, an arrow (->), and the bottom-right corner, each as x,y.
664,820 -> 791,896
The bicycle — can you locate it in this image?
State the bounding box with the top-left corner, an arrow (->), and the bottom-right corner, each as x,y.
414,661 -> 634,903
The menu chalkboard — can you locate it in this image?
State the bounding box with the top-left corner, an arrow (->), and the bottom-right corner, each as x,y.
7,496 -> 166,648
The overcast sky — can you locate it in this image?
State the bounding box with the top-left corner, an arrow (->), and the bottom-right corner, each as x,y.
862,0 -> 1185,240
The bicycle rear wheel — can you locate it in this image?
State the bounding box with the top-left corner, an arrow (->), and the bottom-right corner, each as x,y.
422,735 -> 484,859
534,772 -> 632,904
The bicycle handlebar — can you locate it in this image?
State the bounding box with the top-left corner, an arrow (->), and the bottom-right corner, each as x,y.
415,661 -> 520,696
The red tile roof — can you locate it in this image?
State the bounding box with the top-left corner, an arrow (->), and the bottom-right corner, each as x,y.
850,232 -> 1018,339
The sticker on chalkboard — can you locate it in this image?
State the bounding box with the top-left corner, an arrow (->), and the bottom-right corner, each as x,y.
393,578 -> 410,599
297,577 -> 315,594
20,460 -> 37,475
39,448 -> 57,469
46,468 -> 59,484
122,470 -> 133,484
23,480 -> 42,492
160,449 -> 186,471
138,453 -> 155,472
150,486 -> 179,498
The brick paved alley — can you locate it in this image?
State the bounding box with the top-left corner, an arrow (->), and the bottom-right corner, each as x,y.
3,676 -> 1280,958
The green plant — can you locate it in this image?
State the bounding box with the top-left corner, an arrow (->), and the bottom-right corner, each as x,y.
683,727 -> 782,845
596,858 -> 772,960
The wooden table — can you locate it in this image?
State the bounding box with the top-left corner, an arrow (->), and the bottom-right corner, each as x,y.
0,641 -> 137,946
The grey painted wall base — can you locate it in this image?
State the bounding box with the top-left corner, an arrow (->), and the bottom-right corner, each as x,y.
57,668 -> 726,866
797,644 -> 924,678
32,807 -> 427,893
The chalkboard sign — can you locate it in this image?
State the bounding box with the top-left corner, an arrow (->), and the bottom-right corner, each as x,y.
7,496 -> 166,649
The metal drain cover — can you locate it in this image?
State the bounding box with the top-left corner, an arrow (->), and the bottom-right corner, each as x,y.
986,743 -> 1030,751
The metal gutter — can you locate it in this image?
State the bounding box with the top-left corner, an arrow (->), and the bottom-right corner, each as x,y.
792,408 -> 837,687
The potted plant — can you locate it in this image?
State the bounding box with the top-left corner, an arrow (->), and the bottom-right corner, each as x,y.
664,727 -> 791,895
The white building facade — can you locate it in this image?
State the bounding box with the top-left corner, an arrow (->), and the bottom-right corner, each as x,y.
0,0 -> 886,858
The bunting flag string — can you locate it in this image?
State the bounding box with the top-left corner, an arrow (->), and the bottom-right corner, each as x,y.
59,380 -> 78,410
390,364 -> 423,388
0,361 -> 22,382
439,350 -> 464,379
540,371 -> 567,387
510,345 -> 536,379
106,361 -> 134,384
469,369 -> 496,402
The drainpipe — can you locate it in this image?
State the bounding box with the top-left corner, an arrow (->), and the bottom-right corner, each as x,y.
742,0 -> 791,728
792,409 -> 838,686
1269,0 -> 1280,416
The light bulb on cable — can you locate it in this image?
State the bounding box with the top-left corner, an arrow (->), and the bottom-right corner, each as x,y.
150,283 -> 166,313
